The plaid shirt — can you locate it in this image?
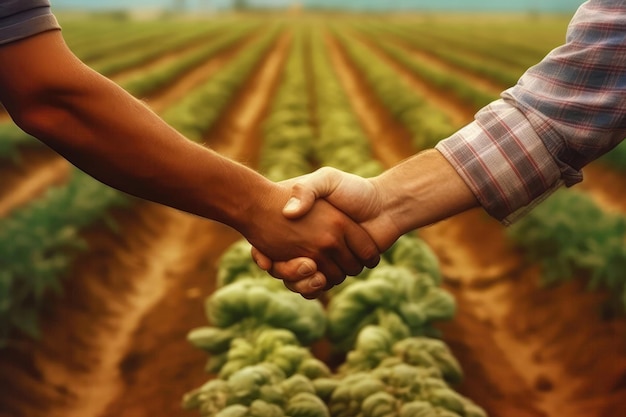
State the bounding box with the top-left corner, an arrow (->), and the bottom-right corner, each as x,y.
436,0 -> 626,225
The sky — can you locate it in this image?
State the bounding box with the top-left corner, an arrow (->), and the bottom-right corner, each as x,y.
51,0 -> 586,12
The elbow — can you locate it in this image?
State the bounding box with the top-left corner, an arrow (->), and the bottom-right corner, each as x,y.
5,91 -> 80,151
9,99 -> 60,140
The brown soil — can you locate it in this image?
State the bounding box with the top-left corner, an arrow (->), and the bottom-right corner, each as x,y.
0,147 -> 70,218
575,163 -> 626,214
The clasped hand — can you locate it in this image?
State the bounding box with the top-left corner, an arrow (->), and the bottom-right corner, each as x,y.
251,167 -> 401,299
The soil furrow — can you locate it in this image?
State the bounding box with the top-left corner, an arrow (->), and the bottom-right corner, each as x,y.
0,148 -> 69,218
576,163 -> 626,215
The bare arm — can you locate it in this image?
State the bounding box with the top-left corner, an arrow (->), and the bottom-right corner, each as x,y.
0,30 -> 379,280
280,149 -> 479,250
253,149 -> 479,295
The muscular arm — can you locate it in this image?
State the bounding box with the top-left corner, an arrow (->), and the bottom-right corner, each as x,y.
0,30 -> 379,279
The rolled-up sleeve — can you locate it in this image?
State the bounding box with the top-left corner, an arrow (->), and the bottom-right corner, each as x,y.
436,0 -> 626,225
0,0 -> 60,45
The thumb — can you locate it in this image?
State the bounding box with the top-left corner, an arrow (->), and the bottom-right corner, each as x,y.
282,167 -> 340,219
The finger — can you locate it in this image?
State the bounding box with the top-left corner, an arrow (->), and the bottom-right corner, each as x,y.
330,247 -> 365,277
344,222 -> 381,270
283,271 -> 327,299
315,257 -> 348,290
283,167 -> 340,219
325,223 -> 379,277
268,258 -> 319,282
250,247 -> 273,271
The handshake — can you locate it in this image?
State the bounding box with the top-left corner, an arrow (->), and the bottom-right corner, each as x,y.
245,150 -> 478,299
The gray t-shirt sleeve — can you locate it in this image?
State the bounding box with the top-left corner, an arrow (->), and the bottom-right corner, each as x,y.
0,0 -> 61,45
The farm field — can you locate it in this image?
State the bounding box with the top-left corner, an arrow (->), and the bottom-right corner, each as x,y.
1,10 -> 626,417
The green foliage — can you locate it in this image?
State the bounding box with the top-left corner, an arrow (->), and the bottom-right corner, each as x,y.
309,28 -> 382,177
508,188 -> 626,308
216,240 -> 265,287
329,363 -> 485,417
183,363 -> 330,417
384,234 -> 442,283
259,30 -> 315,182
340,325 -> 463,383
327,264 -> 455,352
123,22 -> 260,99
218,329 -> 331,380
0,122 -> 41,160
599,140 -> 626,172
207,277 -> 327,345
0,171 -> 128,346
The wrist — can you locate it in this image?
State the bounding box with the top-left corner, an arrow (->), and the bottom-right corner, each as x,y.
227,174 -> 282,234
372,149 -> 479,234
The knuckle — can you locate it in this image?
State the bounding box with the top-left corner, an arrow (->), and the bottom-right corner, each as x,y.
291,182 -> 305,193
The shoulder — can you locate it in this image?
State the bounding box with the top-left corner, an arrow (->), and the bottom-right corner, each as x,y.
0,0 -> 61,46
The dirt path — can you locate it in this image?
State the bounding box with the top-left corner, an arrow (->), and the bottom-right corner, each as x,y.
0,147 -> 69,218
327,29 -> 626,417
576,163 -> 626,215
0,31 -> 291,417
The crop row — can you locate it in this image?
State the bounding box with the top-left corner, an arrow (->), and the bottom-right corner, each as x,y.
119,21 -> 260,98
183,25 -> 485,416
0,170 -> 128,346
332,26 -> 455,151
360,21 -> 521,92
90,23 -> 226,77
162,25 -> 282,142
385,16 -> 568,72
68,20 -> 191,63
354,23 -> 495,112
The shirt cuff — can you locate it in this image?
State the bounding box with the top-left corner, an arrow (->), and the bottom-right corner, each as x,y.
435,99 -> 565,226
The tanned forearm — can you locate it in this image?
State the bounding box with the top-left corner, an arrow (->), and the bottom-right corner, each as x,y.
0,30 -> 271,229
